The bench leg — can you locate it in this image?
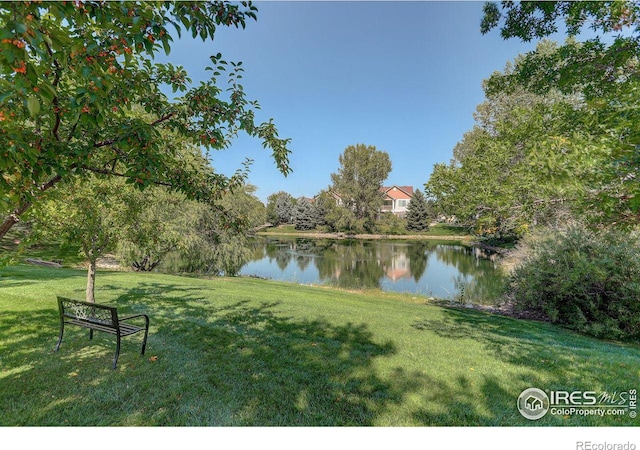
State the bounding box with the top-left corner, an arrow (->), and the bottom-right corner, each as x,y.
140,318 -> 150,356
54,322 -> 64,352
113,334 -> 121,370
89,329 -> 94,340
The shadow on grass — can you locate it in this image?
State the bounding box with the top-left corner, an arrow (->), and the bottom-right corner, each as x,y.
0,284 -> 419,426
413,306 -> 632,375
168,300 -> 405,425
411,306 -> 640,426
3,272 -> 638,426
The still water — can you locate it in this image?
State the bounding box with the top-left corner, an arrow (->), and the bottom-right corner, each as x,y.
240,237 -> 505,304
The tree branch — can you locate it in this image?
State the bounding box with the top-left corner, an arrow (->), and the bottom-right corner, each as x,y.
42,37 -> 63,142
77,164 -> 174,188
93,112 -> 176,148
0,173 -> 63,240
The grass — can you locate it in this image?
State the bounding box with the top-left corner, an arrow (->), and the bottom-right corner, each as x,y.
259,223 -> 471,239
420,223 -> 471,237
1,264 -> 639,426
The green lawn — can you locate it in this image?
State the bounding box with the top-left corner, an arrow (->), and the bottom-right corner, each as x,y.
0,264 -> 638,426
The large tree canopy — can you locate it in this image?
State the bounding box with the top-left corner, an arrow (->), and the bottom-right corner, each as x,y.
481,1 -> 638,40
479,0 -> 640,228
0,1 -> 291,239
425,56 -> 582,238
481,1 -> 640,98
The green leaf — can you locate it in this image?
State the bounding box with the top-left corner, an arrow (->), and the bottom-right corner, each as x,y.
27,96 -> 40,117
162,38 -> 171,55
15,22 -> 27,34
0,89 -> 15,103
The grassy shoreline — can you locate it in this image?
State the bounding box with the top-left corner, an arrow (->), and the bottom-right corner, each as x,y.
1,264 -> 638,426
256,223 -> 473,242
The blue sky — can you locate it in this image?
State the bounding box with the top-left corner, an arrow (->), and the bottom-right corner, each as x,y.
161,1 -> 544,203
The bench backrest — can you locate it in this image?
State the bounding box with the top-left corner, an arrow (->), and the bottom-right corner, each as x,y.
57,297 -> 119,328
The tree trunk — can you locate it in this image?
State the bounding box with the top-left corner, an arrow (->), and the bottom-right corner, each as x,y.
0,174 -> 62,240
86,258 -> 97,303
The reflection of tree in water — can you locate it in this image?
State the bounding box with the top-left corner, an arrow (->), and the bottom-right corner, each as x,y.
451,273 -> 505,305
264,239 -> 294,271
248,239 -> 267,260
245,237 -> 504,304
292,239 -> 319,272
405,241 -> 435,283
434,244 -> 504,304
315,240 -> 385,290
259,238 -> 326,273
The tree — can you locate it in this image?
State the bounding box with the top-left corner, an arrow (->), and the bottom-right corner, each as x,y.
152,183 -> 264,276
116,185 -> 195,272
32,176 -> 134,302
425,55 -> 582,239
275,192 -> 295,225
481,1 -> 640,228
293,198 -> 316,231
266,191 -> 282,225
265,191 -> 279,224
481,0 -> 639,92
330,144 -> 392,232
234,184 -> 267,230
0,1 -> 291,240
312,190 -> 338,231
405,189 -> 431,232
266,191 -> 296,225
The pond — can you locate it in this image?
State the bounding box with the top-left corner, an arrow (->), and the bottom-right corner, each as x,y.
240,237 -> 505,304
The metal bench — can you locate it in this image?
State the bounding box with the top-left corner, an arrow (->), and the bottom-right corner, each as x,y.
54,296 -> 150,369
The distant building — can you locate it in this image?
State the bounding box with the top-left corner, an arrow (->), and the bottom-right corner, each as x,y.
380,185 -> 413,217
319,185 -> 414,217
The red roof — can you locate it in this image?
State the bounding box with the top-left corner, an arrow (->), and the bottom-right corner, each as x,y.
380,185 -> 413,200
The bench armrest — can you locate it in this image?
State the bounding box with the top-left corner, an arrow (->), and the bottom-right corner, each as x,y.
120,314 -> 149,324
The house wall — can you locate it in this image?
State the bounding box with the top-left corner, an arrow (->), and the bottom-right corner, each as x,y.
381,186 -> 412,217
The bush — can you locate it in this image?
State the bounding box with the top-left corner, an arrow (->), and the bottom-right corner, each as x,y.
377,213 -> 407,235
507,225 -> 640,341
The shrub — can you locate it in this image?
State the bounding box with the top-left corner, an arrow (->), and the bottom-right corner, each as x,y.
377,213 -> 407,235
507,225 -> 640,341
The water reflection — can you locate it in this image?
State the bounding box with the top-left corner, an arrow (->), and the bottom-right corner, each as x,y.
242,237 -> 505,304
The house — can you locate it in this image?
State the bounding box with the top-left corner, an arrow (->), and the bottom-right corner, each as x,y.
327,191 -> 344,207
380,185 -> 413,217
319,185 -> 414,217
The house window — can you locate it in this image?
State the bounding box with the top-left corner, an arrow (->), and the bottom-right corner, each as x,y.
397,200 -> 407,208
383,200 -> 393,209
